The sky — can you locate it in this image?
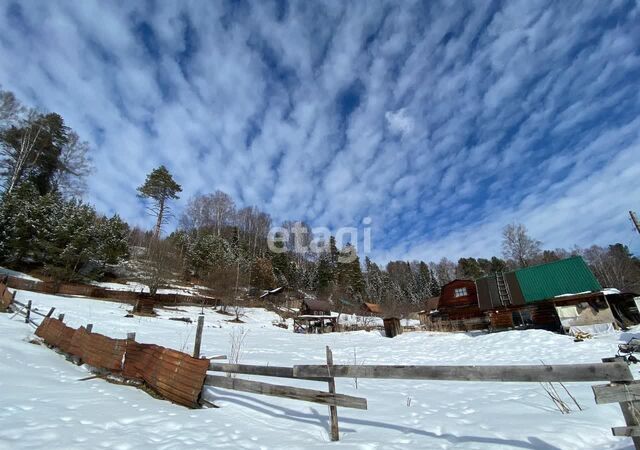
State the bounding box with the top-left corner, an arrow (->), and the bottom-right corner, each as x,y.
0,0 -> 639,264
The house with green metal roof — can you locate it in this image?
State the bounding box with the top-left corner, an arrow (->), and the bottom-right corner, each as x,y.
476,256 -> 602,310
475,256 -> 616,332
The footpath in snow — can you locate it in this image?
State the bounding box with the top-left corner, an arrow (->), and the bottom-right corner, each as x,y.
0,289 -> 638,449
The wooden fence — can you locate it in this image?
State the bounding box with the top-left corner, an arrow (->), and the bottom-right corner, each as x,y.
2,275 -> 219,307
205,348 -> 368,442
202,357 -> 640,445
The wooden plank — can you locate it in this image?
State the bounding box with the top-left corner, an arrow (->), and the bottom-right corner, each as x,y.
24,300 -> 31,324
45,307 -> 55,318
593,382 -> 640,404
193,314 -> 204,358
603,357 -> 640,449
204,375 -> 367,410
30,309 -> 49,318
293,362 -> 634,382
208,363 -> 330,382
326,346 -> 339,441
612,426 -> 640,437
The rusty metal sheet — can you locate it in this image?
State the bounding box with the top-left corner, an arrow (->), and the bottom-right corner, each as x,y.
35,318 -> 74,349
0,283 -> 13,311
67,327 -> 88,358
79,332 -> 127,372
123,342 -> 208,408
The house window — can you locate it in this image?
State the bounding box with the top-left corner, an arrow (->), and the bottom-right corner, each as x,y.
512,310 -> 533,327
454,288 -> 468,297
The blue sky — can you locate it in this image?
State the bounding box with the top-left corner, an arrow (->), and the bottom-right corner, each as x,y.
1,0 -> 639,263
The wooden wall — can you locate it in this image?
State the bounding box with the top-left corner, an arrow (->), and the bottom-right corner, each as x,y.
438,280 -> 483,320
486,302 -> 561,331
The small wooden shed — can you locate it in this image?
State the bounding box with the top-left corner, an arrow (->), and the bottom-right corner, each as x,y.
294,299 -> 337,334
383,317 -> 402,338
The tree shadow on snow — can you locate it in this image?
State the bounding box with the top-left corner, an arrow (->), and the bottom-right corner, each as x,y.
203,388 -> 562,449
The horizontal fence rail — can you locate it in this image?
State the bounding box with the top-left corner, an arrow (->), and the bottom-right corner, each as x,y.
293,362 -> 634,383
208,363 -> 330,381
204,375 -> 367,410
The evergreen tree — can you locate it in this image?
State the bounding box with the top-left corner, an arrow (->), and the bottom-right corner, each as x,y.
96,214 -> 130,264
137,165 -> 182,239
457,257 -> 485,280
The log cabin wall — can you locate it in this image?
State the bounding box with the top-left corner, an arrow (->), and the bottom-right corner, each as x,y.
486,303 -> 561,331
438,280 -> 483,320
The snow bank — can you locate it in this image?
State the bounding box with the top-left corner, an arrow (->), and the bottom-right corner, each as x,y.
0,266 -> 41,282
1,289 -> 637,449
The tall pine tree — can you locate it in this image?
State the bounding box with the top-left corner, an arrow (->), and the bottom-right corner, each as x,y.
137,165 -> 182,239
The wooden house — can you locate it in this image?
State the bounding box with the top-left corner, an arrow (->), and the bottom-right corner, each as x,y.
476,256 -> 606,332
436,279 -> 483,320
294,298 -> 337,334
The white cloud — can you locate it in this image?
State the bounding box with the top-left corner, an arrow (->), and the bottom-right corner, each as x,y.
385,108 -> 415,136
0,0 -> 638,263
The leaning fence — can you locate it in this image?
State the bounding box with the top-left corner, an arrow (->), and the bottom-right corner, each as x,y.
2,280 -> 211,409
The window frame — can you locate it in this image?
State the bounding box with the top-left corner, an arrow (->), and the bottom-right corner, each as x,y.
454,287 -> 468,298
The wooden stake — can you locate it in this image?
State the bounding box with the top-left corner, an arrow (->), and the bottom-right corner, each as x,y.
326,346 -> 339,441
127,332 -> 136,340
193,314 -> 205,358
58,313 -> 65,322
45,307 -> 55,318
86,324 -> 93,333
24,300 -> 32,324
603,357 -> 640,449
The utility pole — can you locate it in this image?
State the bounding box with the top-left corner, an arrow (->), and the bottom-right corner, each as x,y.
630,211 -> 640,235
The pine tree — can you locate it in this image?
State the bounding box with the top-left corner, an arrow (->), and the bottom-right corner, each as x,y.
137,165 -> 182,239
96,214 -> 130,264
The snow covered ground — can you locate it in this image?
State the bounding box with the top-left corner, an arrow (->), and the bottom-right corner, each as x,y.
0,266 -> 41,281
90,280 -> 206,297
1,289 -> 638,449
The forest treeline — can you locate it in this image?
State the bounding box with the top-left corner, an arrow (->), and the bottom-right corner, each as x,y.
1,86 -> 639,309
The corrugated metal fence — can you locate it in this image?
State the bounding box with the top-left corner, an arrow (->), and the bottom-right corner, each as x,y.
34,317 -> 208,408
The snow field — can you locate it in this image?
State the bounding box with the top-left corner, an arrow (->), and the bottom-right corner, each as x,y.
1,289 -> 638,449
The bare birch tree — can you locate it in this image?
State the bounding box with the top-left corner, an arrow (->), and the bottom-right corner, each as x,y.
502,223 -> 542,268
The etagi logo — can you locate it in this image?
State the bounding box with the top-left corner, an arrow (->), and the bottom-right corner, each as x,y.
267,217 -> 372,264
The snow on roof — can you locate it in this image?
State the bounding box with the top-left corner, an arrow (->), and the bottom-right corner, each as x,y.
259,286 -> 285,299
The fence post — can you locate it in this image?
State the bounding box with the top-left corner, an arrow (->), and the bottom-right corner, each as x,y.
193,314 -> 205,358
127,332 -> 136,340
86,324 -> 93,333
25,300 -> 32,324
603,357 -> 640,449
326,346 -> 339,441
11,291 -> 16,306
58,313 -> 65,322
45,307 -> 55,318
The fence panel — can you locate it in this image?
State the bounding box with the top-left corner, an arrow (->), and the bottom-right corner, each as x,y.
123,342 -> 209,408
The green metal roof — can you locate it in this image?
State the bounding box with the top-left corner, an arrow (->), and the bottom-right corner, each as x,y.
514,256 -> 602,303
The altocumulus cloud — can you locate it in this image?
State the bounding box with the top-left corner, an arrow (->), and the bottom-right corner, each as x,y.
0,0 -> 639,263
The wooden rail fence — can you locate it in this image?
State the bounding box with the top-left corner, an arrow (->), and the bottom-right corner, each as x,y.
205,347 -> 368,441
